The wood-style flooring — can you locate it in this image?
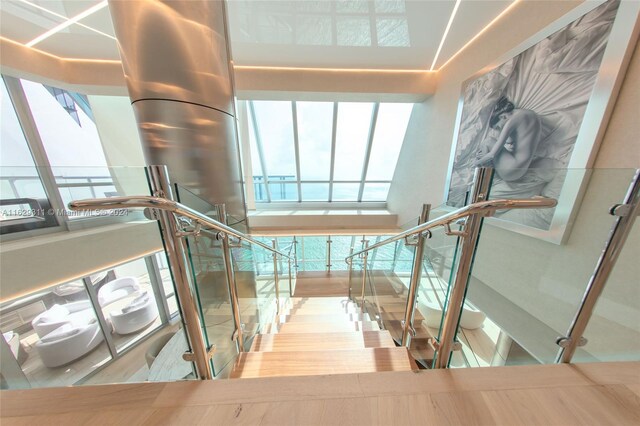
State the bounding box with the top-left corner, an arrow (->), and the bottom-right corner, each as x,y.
1,362 -> 638,425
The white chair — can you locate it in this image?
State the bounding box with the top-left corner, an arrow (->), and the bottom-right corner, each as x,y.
35,322 -> 104,368
31,302 -> 104,368
97,277 -> 141,307
31,301 -> 95,338
109,291 -> 159,335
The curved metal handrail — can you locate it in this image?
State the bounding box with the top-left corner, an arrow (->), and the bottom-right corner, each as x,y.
345,197 -> 557,263
68,196 -> 293,260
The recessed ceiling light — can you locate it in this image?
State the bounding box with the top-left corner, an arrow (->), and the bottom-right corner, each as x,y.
430,0 -> 462,71
18,0 -> 116,41
26,0 -> 109,47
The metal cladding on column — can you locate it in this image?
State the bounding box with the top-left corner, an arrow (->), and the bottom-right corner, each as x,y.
108,0 -> 246,218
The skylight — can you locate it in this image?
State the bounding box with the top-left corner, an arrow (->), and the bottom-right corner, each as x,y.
246,100 -> 414,204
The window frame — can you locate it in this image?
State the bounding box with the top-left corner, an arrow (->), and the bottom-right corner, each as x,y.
243,100 -> 412,207
1,75 -> 140,239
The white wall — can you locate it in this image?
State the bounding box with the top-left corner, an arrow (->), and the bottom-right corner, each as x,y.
388,0 -> 640,362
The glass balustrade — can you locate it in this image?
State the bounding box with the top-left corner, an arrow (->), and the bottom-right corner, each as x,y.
231,238 -> 283,348
174,184 -> 238,377
0,165 -> 192,389
431,168 -> 639,368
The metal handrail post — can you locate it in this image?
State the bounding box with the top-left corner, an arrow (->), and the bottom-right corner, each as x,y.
401,204 -> 431,347
147,165 -> 213,379
272,239 -> 280,314
326,236 -> 332,273
360,240 -> 369,312
216,204 -> 245,353
347,247 -> 354,300
433,167 -> 493,369
557,169 -> 640,363
288,258 -> 293,297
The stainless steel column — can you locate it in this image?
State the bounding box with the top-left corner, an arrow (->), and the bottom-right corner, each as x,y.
147,165 -> 213,379
433,168 -> 493,369
401,204 -> 431,347
216,204 -> 244,353
108,0 -> 246,219
557,169 -> 640,363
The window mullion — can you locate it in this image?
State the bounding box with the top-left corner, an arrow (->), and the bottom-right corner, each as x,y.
292,101 -> 302,203
358,102 -> 379,202
328,102 -> 338,202
3,76 -> 68,224
249,101 -> 272,203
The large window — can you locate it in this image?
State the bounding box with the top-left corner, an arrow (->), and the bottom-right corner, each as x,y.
0,77 -> 58,234
1,74 -> 124,235
246,100 -> 414,204
20,79 -> 115,213
0,252 -> 177,389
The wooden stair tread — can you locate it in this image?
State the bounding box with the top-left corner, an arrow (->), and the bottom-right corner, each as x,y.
383,319 -> 433,340
230,347 -> 416,379
250,331 -> 396,352
285,306 -> 361,314
278,313 -> 370,323
380,310 -> 425,321
266,321 -> 381,334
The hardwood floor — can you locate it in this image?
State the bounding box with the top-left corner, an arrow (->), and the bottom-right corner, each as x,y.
2,362 -> 638,425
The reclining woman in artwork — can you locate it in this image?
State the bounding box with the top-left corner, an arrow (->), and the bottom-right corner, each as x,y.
474,96 -> 542,182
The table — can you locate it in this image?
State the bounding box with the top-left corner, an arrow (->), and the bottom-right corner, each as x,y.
147,329 -> 194,381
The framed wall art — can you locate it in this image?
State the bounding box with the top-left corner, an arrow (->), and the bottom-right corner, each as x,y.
444,0 -> 639,244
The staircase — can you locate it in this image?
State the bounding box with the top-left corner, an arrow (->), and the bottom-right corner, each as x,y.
229,272 -> 418,379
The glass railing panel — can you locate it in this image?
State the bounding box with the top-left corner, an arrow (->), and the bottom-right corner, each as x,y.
410,224 -> 462,367
448,168 -> 636,367
359,240 -> 411,342
231,240 -> 279,348
299,236 -> 327,272
572,172 -> 639,363
174,184 -> 237,377
347,256 -> 363,304
1,165 -> 190,388
329,235 -> 355,272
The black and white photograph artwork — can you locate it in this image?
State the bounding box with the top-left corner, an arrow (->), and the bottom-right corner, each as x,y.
446,0 -> 620,231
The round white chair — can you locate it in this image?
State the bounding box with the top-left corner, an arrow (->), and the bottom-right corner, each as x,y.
97,277 -> 141,307
109,291 -> 159,335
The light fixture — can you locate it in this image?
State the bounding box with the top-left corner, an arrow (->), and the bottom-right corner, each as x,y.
18,0 -> 116,41
26,0 -> 109,47
430,0 -> 462,71
234,65 -> 433,74
437,0 -> 522,71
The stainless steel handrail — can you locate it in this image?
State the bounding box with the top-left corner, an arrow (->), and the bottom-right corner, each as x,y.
344,197 -> 557,263
69,195 -> 293,260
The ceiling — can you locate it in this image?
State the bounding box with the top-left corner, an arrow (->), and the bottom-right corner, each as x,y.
0,0 -> 514,70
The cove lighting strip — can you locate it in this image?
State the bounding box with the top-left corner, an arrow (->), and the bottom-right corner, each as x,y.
437,0 -> 522,71
430,0 -> 462,71
26,0 -> 109,47
19,0 -> 115,41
